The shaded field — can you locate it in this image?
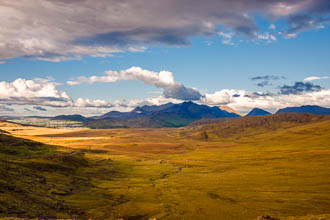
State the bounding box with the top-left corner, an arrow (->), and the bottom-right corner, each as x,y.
1,114 -> 330,219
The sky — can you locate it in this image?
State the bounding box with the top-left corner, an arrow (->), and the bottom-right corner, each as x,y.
0,0 -> 330,116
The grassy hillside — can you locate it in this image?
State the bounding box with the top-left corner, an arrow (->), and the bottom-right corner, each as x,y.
0,134 -> 120,219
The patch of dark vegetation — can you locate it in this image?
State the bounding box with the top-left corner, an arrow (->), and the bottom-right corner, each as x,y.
257,215 -> 280,220
119,214 -> 149,220
201,131 -> 208,140
0,134 -> 55,156
207,192 -> 237,203
77,148 -> 109,154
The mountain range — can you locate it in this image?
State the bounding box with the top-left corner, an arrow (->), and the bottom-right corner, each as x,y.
85,101 -> 240,128
44,103 -> 330,128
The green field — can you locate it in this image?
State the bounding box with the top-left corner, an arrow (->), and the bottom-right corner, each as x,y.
0,113 -> 330,219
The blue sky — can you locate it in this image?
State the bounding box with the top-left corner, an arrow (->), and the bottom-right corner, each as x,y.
0,0 -> 330,116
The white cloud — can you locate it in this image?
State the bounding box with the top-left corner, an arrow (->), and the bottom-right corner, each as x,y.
303,76 -> 329,82
74,98 -> 112,108
68,66 -> 202,100
68,66 -> 175,87
201,89 -> 330,113
257,32 -> 277,41
218,32 -> 235,45
285,33 -> 297,38
2,73 -> 330,117
0,78 -> 71,107
0,78 -> 114,109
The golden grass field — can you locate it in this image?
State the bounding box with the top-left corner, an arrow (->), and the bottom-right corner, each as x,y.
1,114 -> 330,219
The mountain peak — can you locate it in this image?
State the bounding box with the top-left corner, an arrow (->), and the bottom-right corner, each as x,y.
246,108 -> 271,117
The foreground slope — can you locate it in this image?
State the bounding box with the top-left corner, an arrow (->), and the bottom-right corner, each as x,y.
0,133 -> 118,219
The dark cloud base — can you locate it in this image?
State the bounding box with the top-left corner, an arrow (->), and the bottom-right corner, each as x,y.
280,82 -> 322,95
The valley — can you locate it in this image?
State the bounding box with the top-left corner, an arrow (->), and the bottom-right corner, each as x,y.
1,114 -> 330,219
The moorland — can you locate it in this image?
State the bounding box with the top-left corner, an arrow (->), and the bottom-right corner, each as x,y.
0,113 -> 330,219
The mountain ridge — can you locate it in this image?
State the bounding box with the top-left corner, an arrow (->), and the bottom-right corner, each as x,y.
276,105 -> 330,115
85,101 -> 241,128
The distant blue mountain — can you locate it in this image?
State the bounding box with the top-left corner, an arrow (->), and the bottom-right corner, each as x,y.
99,101 -> 240,120
246,108 -> 271,117
276,105 -> 330,115
86,102 -> 241,128
159,101 -> 240,119
96,103 -> 175,119
52,114 -> 90,122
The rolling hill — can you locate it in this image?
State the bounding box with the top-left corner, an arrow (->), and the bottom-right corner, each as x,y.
186,113 -> 330,140
276,105 -> 330,115
52,114 -> 90,122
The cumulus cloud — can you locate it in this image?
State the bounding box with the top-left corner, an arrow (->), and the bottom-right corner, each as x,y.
74,98 -> 113,108
0,78 -> 114,108
68,66 -> 202,100
0,0 -> 329,61
279,81 -> 322,94
2,76 -> 330,116
163,84 -> 202,100
0,78 -> 71,107
304,76 -> 329,82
